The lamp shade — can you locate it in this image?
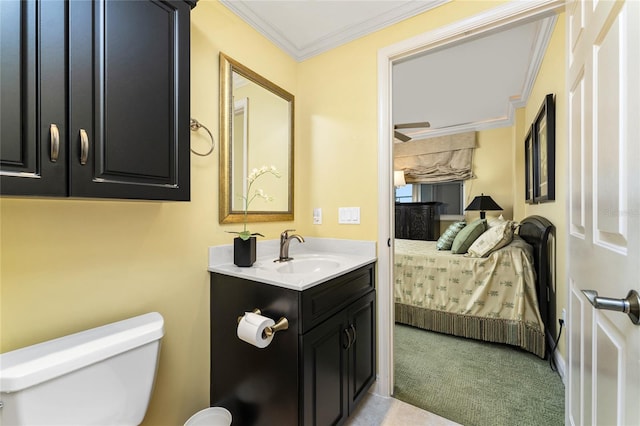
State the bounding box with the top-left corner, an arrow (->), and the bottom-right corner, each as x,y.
394,170 -> 406,187
465,193 -> 502,219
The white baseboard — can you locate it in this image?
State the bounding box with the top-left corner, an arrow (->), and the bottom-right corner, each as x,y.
553,349 -> 567,385
547,331 -> 566,384
371,377 -> 387,397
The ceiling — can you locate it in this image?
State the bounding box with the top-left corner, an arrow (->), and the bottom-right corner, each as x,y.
220,0 -> 558,139
220,0 -> 448,61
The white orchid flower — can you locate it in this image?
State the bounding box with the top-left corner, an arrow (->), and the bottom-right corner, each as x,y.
228,165 -> 281,240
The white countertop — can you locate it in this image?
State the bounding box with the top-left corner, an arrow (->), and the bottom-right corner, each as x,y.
208,237 -> 377,291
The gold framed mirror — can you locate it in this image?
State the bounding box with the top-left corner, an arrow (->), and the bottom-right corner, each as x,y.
219,53 -> 294,224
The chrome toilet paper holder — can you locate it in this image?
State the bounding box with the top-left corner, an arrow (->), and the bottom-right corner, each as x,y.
237,309 -> 289,338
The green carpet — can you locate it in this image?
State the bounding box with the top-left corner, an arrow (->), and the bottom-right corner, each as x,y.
394,324 -> 564,426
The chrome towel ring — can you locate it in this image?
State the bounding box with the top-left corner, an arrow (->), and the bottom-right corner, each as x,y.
190,118 -> 214,156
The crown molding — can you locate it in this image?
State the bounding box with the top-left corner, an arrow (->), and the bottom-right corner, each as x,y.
388,7 -> 560,139
408,115 -> 513,140
409,14 -> 558,140
517,14 -> 558,108
221,0 -> 449,62
381,0 -> 564,61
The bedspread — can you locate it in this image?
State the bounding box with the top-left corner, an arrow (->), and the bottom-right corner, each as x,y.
394,237 -> 546,357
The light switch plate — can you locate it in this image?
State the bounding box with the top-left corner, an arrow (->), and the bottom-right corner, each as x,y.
338,207 -> 360,224
313,208 -> 322,224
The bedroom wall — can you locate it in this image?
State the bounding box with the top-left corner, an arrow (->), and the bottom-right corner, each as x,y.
515,13 -> 567,359
436,126 -> 516,234
464,127 -> 515,221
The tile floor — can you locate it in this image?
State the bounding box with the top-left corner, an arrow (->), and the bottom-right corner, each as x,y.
345,393 -> 460,426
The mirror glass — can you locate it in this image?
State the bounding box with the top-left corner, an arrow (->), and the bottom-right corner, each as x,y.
219,53 -> 294,223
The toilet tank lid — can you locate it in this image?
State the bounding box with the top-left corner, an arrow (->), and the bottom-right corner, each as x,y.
0,312 -> 164,393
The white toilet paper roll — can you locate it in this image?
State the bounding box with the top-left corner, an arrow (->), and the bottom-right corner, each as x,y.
237,312 -> 275,348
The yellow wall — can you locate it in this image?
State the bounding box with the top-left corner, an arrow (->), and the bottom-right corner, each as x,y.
436,126 -> 515,234
514,14 -> 567,357
0,0 -> 563,424
296,0 -> 508,239
464,127 -> 515,221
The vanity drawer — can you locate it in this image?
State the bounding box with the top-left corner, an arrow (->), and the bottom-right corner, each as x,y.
299,262 -> 375,334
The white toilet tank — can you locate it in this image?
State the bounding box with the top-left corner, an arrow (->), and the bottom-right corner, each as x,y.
0,312 -> 164,426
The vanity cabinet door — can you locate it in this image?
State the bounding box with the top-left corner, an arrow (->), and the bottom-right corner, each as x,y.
0,0 -> 67,196
68,0 -> 190,200
300,309 -> 349,426
300,290 -> 376,426
346,291 -> 376,413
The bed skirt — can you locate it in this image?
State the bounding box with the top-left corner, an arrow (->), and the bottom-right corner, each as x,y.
395,302 -> 546,358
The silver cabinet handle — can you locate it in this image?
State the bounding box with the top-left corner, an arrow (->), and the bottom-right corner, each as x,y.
343,328 -> 353,349
582,290 -> 640,325
349,324 -> 357,345
79,129 -> 89,165
50,124 -> 60,162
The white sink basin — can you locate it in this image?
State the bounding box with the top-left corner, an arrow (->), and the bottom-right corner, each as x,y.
209,238 -> 377,290
276,257 -> 341,274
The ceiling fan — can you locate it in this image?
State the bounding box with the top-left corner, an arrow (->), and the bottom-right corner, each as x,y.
393,121 -> 431,142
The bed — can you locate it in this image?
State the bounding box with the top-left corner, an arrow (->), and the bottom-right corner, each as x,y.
394,215 -> 554,358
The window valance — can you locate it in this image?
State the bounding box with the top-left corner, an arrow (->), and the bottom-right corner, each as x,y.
393,131 -> 476,183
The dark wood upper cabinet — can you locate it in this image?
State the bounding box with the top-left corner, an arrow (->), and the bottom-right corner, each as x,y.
0,0 -> 194,200
68,0 -> 191,200
0,0 -> 67,196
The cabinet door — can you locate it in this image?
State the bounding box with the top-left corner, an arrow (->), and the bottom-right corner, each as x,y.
0,0 -> 67,196
407,205 -> 430,240
68,0 -> 190,200
346,291 -> 376,412
301,311 -> 349,426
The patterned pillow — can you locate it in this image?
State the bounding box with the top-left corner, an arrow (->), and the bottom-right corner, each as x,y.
450,218 -> 487,254
467,220 -> 517,257
487,214 -> 506,228
436,221 -> 466,250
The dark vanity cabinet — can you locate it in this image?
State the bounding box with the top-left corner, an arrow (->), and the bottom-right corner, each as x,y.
395,202 -> 441,240
0,0 -> 194,200
210,263 -> 376,426
300,291 -> 375,425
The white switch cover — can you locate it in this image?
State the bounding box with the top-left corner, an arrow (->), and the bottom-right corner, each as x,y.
313,208 -> 322,225
339,207 -> 360,224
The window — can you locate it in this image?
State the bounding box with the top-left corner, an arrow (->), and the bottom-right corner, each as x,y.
395,181 -> 464,217
394,184 -> 413,203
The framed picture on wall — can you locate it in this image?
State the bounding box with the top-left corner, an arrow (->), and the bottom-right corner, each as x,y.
525,126 -> 535,203
533,93 -> 555,202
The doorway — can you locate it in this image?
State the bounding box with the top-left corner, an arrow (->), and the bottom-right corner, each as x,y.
374,0 -> 565,398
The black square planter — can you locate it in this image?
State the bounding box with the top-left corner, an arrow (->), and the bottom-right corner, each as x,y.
234,236 -> 257,267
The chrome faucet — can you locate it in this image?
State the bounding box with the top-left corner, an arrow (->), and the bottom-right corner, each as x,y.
276,229 -> 305,262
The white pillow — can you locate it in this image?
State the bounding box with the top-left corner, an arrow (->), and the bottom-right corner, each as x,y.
487,214 -> 506,228
467,220 -> 516,257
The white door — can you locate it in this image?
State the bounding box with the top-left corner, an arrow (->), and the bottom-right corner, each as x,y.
567,1 -> 640,425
